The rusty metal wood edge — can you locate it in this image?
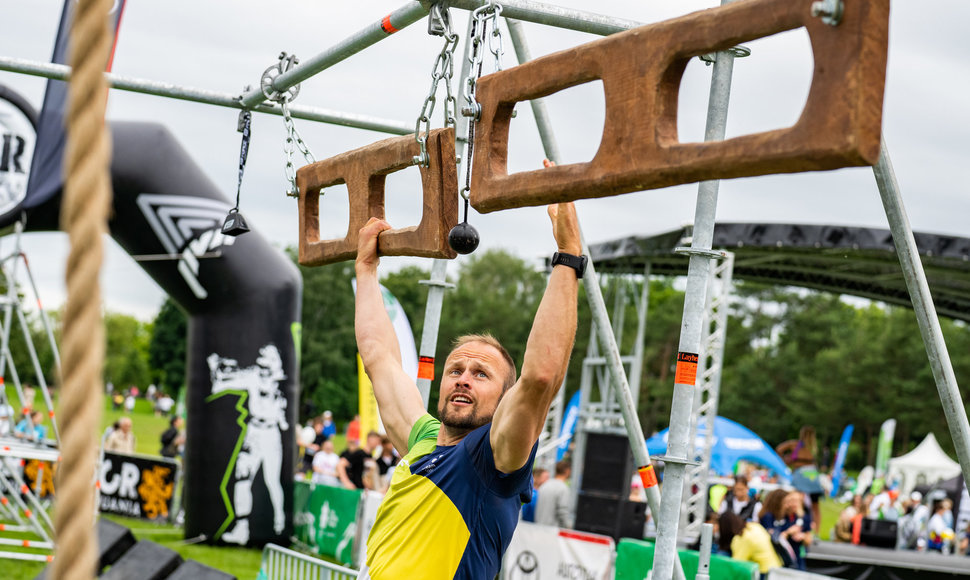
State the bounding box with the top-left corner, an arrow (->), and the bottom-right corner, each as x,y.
297,127 -> 459,266
469,0 -> 890,214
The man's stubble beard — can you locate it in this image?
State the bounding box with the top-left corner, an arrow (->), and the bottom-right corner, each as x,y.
438,401 -> 493,431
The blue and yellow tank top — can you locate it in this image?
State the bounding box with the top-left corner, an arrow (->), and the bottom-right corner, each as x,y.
365,414 -> 536,579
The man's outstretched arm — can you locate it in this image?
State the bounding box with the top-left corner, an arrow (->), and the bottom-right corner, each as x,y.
490,197 -> 581,473
355,217 -> 427,454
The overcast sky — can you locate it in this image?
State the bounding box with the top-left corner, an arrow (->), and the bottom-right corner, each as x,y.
0,0 -> 967,320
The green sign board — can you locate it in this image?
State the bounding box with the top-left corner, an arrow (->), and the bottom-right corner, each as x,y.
293,481 -> 362,565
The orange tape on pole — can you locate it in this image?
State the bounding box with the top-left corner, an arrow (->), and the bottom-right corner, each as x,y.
418,356 -> 435,381
380,15 -> 399,34
674,351 -> 699,386
639,465 -> 659,489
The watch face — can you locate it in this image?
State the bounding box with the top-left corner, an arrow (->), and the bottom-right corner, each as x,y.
0,96 -> 36,216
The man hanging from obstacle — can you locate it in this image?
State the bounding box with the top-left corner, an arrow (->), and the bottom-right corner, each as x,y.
354,193 -> 584,579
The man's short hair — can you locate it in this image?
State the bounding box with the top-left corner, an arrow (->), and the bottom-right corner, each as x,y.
451,333 -> 517,392
555,459 -> 571,476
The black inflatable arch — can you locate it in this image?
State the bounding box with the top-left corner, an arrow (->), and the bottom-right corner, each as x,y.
2,91 -> 301,546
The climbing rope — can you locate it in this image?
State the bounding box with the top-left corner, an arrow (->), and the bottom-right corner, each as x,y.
52,0 -> 113,577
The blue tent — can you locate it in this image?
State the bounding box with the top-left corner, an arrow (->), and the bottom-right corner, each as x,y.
646,416 -> 792,482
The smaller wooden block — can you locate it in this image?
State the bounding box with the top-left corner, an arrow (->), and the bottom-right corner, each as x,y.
297,128 -> 459,266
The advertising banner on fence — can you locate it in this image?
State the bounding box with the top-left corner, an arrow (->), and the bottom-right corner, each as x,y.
22,459 -> 56,498
502,521 -> 615,580
98,451 -> 178,521
293,481 -> 361,565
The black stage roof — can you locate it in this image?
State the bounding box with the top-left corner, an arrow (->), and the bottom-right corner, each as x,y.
587,223 -> 970,322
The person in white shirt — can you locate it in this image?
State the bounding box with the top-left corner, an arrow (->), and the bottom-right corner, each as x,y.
311,439 -> 341,487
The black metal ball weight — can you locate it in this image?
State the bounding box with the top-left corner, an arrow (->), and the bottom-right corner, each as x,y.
448,222 -> 480,254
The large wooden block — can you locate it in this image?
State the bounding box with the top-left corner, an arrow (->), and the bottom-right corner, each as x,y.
297,128 -> 458,266
470,0 -> 889,213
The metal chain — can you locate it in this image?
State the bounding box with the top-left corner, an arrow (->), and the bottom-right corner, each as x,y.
281,96 -> 316,198
459,3 -> 503,200
260,52 -> 316,198
414,3 -> 459,167
487,4 -> 505,72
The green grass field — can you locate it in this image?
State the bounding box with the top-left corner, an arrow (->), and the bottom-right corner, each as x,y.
3,393 -> 848,578
4,395 -> 265,580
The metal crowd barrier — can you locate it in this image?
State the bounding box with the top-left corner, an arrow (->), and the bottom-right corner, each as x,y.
258,543 -> 358,580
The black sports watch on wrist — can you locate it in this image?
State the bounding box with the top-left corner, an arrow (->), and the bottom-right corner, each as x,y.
551,251 -> 587,278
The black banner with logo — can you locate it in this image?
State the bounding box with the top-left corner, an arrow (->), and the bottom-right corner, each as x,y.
15,0 -> 127,223
2,78 -> 301,546
99,451 -> 179,521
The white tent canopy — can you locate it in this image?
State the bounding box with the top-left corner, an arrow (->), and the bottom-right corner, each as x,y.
888,432 -> 962,495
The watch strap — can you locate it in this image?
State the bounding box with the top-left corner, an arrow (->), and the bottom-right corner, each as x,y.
551,251 -> 587,278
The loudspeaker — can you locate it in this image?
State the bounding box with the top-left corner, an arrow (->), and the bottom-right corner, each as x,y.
859,517 -> 897,548
581,432 -> 634,497
574,491 -> 647,542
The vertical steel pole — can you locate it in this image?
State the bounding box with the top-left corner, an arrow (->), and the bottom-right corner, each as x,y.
505,19 -> 562,164
654,23 -> 738,580
508,18 -> 683,580
873,139 -> 970,484
696,523 -> 714,580
628,263 -> 652,404
415,12 -> 478,408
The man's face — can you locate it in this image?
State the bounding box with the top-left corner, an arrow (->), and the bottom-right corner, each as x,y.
438,341 -> 508,431
534,470 -> 550,488
733,483 -> 748,501
367,434 -> 381,451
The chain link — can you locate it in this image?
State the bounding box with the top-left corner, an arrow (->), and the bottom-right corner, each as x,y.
414,3 -> 459,167
281,97 -> 315,198
459,3 -> 503,200
260,52 -> 316,198
487,4 -> 505,72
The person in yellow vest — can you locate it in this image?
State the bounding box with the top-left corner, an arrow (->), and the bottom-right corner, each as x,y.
719,511 -> 783,578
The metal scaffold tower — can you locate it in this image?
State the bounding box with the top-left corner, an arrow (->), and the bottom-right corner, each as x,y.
569,271 -> 649,513
681,249 -> 735,542
0,223 -> 63,563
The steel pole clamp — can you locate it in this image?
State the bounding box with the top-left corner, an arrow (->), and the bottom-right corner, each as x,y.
673,247 -> 729,260
261,52 -> 301,103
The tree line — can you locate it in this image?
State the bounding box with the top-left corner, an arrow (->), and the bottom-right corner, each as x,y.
13,248 -> 968,471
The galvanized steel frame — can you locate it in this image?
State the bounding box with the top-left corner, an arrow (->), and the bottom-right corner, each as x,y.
681,250 -> 735,542
1,2 -> 969,578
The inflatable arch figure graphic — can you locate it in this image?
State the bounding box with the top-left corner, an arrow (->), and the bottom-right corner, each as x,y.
0,84 -> 302,546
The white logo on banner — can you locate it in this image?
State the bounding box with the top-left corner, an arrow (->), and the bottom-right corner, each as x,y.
136,194 -> 236,299
0,100 -> 35,216
209,344 -> 289,545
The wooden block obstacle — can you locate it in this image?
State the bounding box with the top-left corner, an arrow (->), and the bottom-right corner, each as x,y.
469,0 -> 889,213
297,127 -> 459,266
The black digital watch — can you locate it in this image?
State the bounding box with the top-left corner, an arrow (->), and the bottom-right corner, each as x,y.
551,251 -> 587,278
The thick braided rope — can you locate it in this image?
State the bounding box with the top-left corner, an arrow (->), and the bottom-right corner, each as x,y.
51,0 -> 113,578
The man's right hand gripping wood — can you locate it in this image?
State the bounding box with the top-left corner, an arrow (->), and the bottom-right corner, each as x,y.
356,217 -> 391,274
